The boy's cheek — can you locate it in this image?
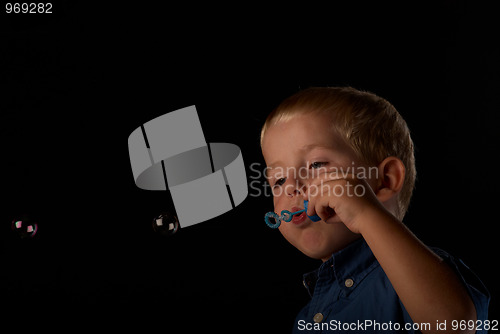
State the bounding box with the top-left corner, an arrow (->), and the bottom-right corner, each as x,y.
278,224 -> 296,244
272,193 -> 286,211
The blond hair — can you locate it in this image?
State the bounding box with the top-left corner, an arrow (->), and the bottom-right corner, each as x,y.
261,87 -> 416,219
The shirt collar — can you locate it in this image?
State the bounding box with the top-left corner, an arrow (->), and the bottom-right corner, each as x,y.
303,238 -> 378,297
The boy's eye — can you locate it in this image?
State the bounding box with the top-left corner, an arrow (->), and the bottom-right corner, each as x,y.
309,161 -> 327,169
273,178 -> 286,187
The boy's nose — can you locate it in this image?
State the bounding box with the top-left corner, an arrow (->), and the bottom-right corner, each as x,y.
286,187 -> 300,197
285,180 -> 309,200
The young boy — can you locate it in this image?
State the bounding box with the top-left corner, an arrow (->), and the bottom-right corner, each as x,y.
260,87 -> 489,333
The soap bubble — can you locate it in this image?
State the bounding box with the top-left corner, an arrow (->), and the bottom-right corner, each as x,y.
11,215 -> 38,239
152,212 -> 179,236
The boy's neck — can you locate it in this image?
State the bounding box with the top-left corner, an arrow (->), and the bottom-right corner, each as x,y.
321,235 -> 363,262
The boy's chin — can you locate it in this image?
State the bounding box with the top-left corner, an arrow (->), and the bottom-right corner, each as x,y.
298,229 -> 336,260
301,248 -> 333,261
298,227 -> 360,261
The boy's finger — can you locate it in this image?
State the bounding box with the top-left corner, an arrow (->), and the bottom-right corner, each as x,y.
306,197 -> 317,217
318,205 -> 336,222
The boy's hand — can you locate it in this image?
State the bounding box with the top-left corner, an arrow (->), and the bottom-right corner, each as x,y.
305,173 -> 387,234
306,171 -> 478,332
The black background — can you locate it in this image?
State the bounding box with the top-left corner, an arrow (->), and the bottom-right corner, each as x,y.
1,2 -> 499,332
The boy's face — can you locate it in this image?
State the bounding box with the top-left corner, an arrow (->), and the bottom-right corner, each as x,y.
262,113 -> 371,261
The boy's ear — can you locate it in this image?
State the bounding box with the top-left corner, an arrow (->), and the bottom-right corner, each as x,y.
375,157 -> 405,202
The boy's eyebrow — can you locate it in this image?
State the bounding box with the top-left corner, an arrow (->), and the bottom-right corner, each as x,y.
300,143 -> 333,151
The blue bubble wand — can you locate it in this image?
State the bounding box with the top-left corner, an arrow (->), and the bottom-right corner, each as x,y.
264,200 -> 321,229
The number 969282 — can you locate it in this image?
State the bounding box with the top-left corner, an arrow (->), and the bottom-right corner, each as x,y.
6,3 -> 52,14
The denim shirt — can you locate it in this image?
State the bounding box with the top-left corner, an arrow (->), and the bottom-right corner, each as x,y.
293,238 -> 490,333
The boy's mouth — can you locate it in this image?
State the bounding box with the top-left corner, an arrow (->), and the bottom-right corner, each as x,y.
291,206 -> 307,225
